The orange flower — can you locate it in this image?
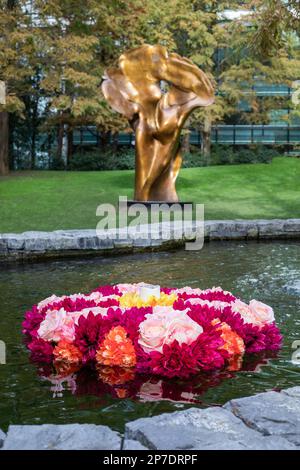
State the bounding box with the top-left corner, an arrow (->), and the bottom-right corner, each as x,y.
116,388 -> 127,399
227,355 -> 243,372
53,340 -> 83,364
212,319 -> 245,357
98,366 -> 135,386
96,326 -> 136,368
54,361 -> 80,377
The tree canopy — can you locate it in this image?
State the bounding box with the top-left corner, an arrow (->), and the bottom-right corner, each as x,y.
0,0 -> 299,172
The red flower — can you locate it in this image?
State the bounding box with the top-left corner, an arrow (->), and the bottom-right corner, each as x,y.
147,340 -> 199,378
74,312 -> 105,363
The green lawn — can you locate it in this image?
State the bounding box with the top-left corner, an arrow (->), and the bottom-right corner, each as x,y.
0,157 -> 299,233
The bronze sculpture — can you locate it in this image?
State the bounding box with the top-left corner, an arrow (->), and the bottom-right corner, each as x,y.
101,44 -> 214,202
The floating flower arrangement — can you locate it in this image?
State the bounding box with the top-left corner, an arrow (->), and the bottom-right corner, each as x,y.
22,283 -> 282,380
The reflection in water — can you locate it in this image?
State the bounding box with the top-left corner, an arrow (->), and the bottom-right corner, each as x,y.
36,352 -> 278,404
0,240 -> 299,432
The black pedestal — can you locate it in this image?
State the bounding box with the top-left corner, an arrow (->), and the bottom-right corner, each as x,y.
122,200 -> 194,210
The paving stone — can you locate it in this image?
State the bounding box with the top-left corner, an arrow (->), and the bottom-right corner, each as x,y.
224,390 -> 300,446
2,424 -> 121,450
125,406 -> 295,450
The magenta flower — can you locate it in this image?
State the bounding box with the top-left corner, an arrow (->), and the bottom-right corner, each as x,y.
91,285 -> 120,296
74,312 -> 105,363
145,340 -> 200,378
22,306 -> 45,338
28,338 -> 54,364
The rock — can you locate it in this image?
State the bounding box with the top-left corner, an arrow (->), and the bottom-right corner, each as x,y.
125,407 -> 295,450
2,424 -> 121,450
1,219 -> 300,262
133,238 -> 151,248
0,428 -> 6,448
122,439 -> 148,450
2,233 -> 25,250
0,237 -> 7,254
113,239 -> 133,249
283,219 -> 300,236
258,220 -> 285,238
280,387 -> 300,399
225,390 -> 300,446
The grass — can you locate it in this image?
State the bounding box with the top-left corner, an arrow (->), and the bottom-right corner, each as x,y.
0,157 -> 299,233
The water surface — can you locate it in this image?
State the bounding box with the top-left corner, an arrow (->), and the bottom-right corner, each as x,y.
0,240 -> 299,432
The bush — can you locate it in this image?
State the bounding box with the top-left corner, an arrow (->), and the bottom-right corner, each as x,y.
210,144 -> 280,166
182,151 -> 205,168
68,148 -> 135,171
50,155 -> 66,170
66,144 -> 281,171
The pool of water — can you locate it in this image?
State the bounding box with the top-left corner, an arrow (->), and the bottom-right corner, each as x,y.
0,240 -> 299,433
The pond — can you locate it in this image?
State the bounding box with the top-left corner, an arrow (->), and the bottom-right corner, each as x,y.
0,240 -> 299,433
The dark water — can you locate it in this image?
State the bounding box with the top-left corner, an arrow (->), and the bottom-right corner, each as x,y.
0,240 -> 299,433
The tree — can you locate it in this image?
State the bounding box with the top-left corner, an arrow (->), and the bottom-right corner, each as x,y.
35,0 -> 145,164
0,0 -> 48,171
139,0 -> 300,162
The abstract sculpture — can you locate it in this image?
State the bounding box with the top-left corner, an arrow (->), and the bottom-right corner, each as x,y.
101,44 -> 214,202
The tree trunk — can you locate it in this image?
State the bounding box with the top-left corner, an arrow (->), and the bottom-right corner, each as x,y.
57,121 -> 64,162
0,112 -> 9,175
101,130 -> 111,150
112,131 -> 119,153
30,97 -> 39,170
182,130 -> 190,155
67,126 -> 73,166
201,113 -> 212,166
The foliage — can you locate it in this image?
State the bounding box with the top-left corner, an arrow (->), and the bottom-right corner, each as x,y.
0,0 -> 299,171
67,148 -> 135,171
182,144 -> 279,167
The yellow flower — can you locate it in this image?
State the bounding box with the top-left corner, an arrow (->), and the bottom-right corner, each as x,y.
119,291 -> 177,308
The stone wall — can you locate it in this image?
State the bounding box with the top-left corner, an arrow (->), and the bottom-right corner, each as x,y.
1,219 -> 300,262
0,387 -> 299,450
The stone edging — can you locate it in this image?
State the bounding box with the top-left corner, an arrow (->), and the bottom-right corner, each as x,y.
0,386 -> 299,450
0,219 -> 300,262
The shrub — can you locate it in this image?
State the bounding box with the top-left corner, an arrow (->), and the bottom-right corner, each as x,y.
65,144 -> 281,171
68,148 -> 135,171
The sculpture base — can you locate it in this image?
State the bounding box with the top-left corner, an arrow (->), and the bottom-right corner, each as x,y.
122,200 -> 194,211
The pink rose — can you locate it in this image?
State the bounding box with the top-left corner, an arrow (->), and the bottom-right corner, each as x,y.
232,299 -> 275,327
71,305 -> 122,322
117,282 -> 149,294
138,308 -> 203,353
37,308 -> 75,343
232,300 -> 258,325
173,286 -> 202,295
187,298 -> 231,310
249,300 -> 275,325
